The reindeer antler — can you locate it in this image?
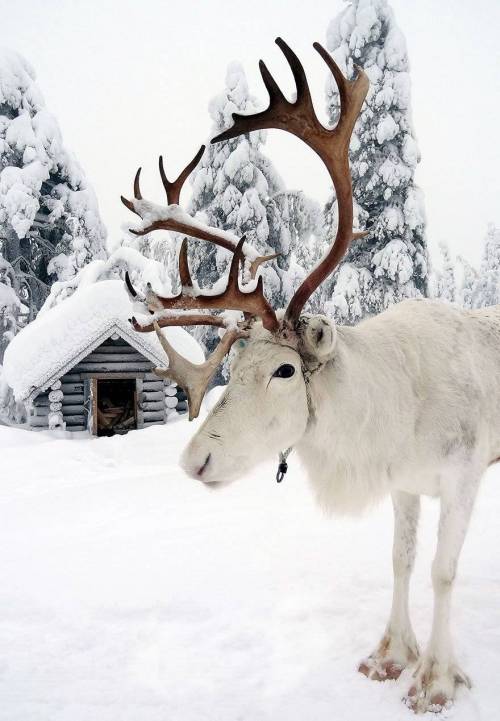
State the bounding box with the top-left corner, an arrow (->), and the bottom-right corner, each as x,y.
122,38 -> 368,420
122,147 -> 281,419
153,321 -> 246,421
126,237 -> 277,418
212,37 -> 369,325
121,147 -> 280,271
128,237 -> 278,332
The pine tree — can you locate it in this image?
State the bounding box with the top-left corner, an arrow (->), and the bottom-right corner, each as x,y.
189,63 -> 287,301
471,223 -> 500,308
0,48 -> 107,319
456,255 -> 478,309
0,254 -> 23,361
429,241 -> 456,303
319,0 -> 428,322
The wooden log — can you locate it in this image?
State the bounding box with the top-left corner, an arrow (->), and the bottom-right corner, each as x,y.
62,414 -> 85,425
29,416 -> 49,427
136,378 -> 144,430
165,385 -> 177,397
33,398 -> 49,408
143,381 -> 164,390
141,400 -> 165,412
74,362 -> 152,373
60,374 -> 82,383
80,372 -> 143,380
82,353 -> 146,364
144,372 -> 162,381
143,419 -> 166,427
62,394 -> 84,405
176,400 -> 188,412
143,410 -> 165,422
33,406 -> 49,417
66,426 -> 86,432
165,396 -> 177,409
62,404 -> 85,415
142,390 -> 164,402
176,390 -> 187,402
61,382 -> 84,394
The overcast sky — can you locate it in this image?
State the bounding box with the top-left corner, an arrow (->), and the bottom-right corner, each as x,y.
2,0 -> 499,265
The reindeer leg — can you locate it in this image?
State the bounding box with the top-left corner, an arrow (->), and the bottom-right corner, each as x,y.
359,491 -> 420,682
404,468 -> 479,714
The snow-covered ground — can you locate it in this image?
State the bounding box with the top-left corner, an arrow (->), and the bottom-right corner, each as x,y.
1,419 -> 499,721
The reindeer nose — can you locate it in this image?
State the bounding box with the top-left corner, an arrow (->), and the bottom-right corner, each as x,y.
196,453 -> 211,479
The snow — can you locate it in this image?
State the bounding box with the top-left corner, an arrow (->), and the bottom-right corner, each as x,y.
2,280 -> 204,402
0,420 -> 499,720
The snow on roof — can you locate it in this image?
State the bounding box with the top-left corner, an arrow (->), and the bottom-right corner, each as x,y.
3,280 -> 205,402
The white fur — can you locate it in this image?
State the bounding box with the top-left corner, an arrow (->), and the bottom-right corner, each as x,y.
181,298 -> 500,712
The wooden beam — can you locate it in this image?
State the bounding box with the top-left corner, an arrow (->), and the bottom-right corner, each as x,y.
143,410 -> 165,422
80,372 -> 145,380
62,404 -> 85,415
61,382 -> 84,394
140,401 -> 165,412
74,362 -> 152,373
62,394 -> 84,405
63,414 -> 86,425
82,353 -> 147,363
141,390 -> 164,402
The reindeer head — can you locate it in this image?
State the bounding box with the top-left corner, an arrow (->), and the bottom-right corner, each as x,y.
122,38 -> 368,484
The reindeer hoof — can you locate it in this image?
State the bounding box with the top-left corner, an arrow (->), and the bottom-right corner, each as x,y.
358,657 -> 405,681
403,657 -> 471,713
404,686 -> 452,714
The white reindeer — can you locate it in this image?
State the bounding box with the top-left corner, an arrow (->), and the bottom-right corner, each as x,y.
122,38 -> 497,713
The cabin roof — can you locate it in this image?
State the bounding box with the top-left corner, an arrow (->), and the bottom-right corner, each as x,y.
3,280 -> 204,402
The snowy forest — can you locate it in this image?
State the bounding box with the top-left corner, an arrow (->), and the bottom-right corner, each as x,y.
0,0 -> 498,421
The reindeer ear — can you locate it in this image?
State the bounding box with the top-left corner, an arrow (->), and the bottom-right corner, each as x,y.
299,315 -> 337,362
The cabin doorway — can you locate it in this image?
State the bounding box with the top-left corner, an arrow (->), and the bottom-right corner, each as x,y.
93,378 -> 137,436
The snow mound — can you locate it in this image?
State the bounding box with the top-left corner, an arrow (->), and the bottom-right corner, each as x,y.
2,280 -> 204,401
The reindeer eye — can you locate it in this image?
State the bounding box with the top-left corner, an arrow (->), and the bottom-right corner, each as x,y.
273,364 -> 295,379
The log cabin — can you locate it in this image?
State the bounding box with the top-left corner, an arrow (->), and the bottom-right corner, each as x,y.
2,280 -> 204,435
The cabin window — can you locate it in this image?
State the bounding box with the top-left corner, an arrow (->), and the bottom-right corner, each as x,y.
95,378 -> 137,436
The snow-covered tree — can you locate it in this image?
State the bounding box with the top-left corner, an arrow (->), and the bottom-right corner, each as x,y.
0,254 -> 24,361
429,241 -> 456,303
189,63 -> 287,299
456,255 -> 478,309
319,0 -> 428,322
0,48 -> 106,318
468,223 -> 500,308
